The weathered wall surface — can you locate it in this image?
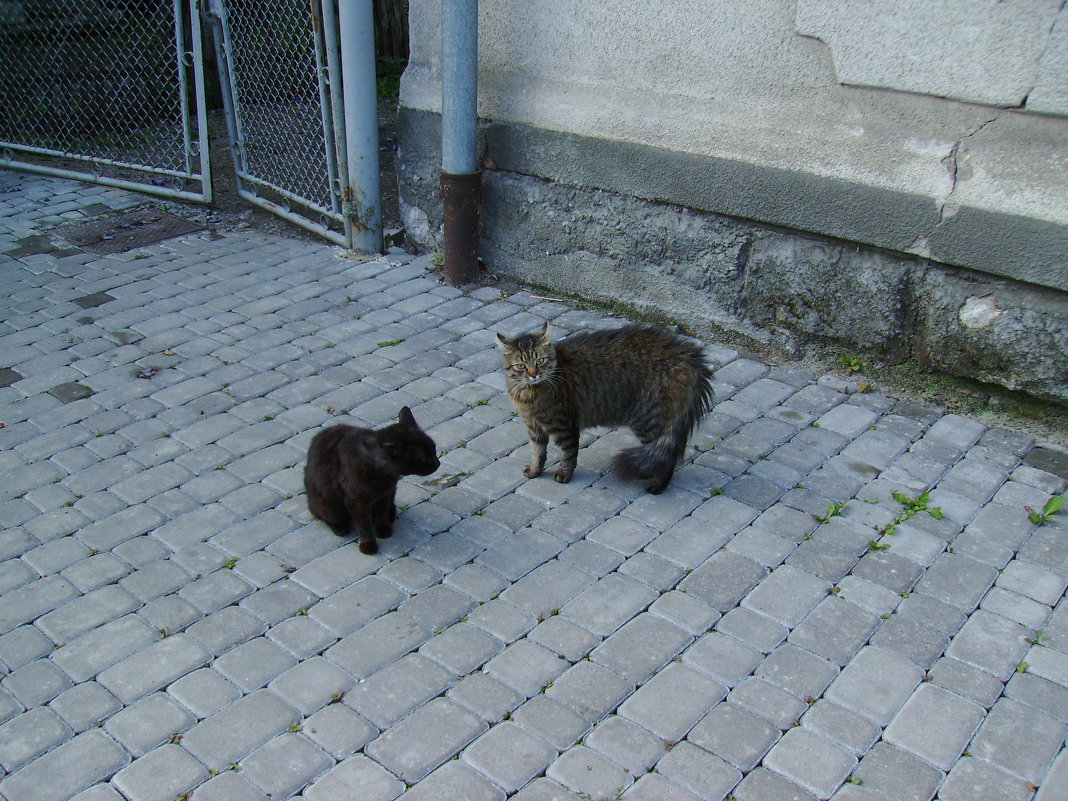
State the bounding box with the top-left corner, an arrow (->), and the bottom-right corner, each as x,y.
397,0 -> 1068,403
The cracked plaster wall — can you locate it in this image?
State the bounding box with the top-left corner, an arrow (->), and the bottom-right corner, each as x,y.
398,0 -> 1068,402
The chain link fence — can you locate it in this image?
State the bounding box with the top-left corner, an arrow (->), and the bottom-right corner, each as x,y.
0,0 -> 211,201
213,0 -> 348,242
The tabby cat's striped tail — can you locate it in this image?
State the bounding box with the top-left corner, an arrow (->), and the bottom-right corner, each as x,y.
612,361 -> 714,493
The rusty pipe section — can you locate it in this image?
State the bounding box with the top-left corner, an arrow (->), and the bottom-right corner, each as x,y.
440,170 -> 481,286
440,0 -> 479,285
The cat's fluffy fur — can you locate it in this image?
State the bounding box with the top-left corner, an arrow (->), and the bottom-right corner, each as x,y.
498,323 -> 713,493
304,407 -> 439,554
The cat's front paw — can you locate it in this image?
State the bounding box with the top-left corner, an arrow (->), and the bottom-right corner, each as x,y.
358,537 -> 379,555
523,464 -> 543,478
553,468 -> 573,484
376,523 -> 393,539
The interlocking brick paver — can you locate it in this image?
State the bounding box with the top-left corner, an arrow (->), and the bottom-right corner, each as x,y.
1,174 -> 1065,800
825,646 -> 924,726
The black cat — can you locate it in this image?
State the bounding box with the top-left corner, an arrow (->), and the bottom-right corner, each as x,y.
304,407 -> 440,554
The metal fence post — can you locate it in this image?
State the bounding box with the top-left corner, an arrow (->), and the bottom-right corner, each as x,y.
339,0 -> 383,254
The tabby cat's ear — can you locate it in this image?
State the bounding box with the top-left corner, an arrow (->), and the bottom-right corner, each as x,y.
496,332 -> 515,349
398,406 -> 416,427
534,322 -> 549,342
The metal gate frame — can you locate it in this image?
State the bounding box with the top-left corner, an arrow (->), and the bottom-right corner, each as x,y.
0,0 -> 213,204
207,0 -> 381,251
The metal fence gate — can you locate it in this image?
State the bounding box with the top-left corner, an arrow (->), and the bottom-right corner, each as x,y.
0,0 -> 380,249
0,0 -> 213,203
210,0 -> 352,246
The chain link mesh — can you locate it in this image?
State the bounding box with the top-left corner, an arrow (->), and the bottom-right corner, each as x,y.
221,0 -> 338,218
0,0 -> 205,193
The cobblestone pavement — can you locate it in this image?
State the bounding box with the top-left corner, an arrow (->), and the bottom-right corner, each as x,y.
1,170 -> 1067,801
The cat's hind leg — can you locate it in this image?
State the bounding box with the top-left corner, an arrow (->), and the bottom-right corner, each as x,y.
307,490 -> 352,536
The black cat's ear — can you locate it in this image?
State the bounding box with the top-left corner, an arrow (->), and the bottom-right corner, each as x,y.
398,406 -> 417,427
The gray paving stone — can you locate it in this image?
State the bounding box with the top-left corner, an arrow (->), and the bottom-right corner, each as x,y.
111,744 -> 209,801
938,756 -> 1033,801
167,667 -> 241,719
715,606 -> 789,653
927,656 -> 1006,709
801,700 -> 882,756
308,575 -> 407,636
649,589 -> 720,635
181,689 -> 298,772
547,744 -> 633,799
883,683 -> 985,770
787,597 -> 881,667
1037,748 -> 1068,801
682,630 -> 763,687
590,613 -> 693,684
825,646 -> 924,726
49,681 -> 121,734
420,621 -> 504,675
185,606 -> 267,656
97,633 -> 210,703
582,714 -> 664,775
448,671 -> 527,723
646,517 -> 733,568
0,574 -> 79,635
764,727 -> 857,799
618,662 -> 726,740
500,560 -> 595,619
850,742 -> 944,801
870,614 -> 950,669
0,729 -> 129,801
301,702 -> 377,759
0,707 -> 72,772
52,615 -> 161,683
743,565 -> 831,626
405,760 -> 507,801
621,773 -> 702,801
1006,671 -> 1068,723
945,609 -> 1031,681
756,642 -> 839,701
398,583 -> 476,633
546,660 -> 634,723
560,573 -> 658,637
688,701 -> 779,771
2,658 -> 73,706
732,767 -> 818,801
466,598 -> 537,642
678,550 -> 768,612
969,697 -> 1066,783
35,585 -> 141,645
239,732 -> 334,800
303,754 -> 404,801
486,640 -> 570,697
367,696 -> 487,783
464,722 -> 558,793
654,741 -> 742,800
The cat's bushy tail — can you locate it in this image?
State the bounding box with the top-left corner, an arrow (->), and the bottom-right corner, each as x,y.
612,355 -> 714,492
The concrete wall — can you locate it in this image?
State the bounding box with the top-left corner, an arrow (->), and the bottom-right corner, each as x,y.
397,0 -> 1068,403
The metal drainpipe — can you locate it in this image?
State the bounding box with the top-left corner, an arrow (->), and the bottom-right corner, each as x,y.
339,0 -> 382,253
440,0 -> 481,285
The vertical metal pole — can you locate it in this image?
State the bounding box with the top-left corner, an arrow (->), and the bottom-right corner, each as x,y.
188,0 -> 212,201
441,0 -> 481,285
339,0 -> 382,254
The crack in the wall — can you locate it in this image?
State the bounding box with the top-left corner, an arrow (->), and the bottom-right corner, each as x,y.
1021,0 -> 1066,109
936,114 -> 1001,226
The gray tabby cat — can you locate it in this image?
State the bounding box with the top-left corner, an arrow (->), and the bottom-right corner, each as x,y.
497,322 -> 714,493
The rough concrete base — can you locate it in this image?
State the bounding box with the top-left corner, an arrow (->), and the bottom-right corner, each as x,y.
398,112 -> 1068,406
